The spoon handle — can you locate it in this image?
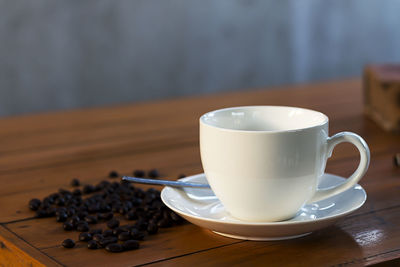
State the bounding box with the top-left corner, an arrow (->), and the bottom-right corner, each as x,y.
122,176 -> 211,188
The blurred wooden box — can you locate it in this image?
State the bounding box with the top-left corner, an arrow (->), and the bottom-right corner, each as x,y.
364,64 -> 400,132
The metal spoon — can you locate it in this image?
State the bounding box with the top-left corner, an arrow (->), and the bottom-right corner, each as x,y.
122,176 -> 211,188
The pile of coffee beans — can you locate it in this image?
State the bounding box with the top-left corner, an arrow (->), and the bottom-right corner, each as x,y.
28,169 -> 185,253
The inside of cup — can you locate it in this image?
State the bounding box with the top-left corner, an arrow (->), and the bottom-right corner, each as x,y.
201,106 -> 328,132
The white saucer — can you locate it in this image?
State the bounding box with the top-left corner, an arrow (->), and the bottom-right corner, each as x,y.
161,173 -> 367,241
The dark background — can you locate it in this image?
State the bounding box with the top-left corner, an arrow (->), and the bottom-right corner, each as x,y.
1,0 -> 399,117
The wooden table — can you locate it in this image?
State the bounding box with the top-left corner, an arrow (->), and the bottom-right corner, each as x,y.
0,79 -> 399,266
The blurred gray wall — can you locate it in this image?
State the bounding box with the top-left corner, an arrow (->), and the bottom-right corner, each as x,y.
0,0 -> 400,116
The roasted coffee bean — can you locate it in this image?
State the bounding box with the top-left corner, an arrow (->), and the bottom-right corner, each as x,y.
67,218 -> 80,228
29,199 -> 41,211
94,185 -> 103,192
56,208 -> 67,216
42,197 -> 54,205
131,198 -> 142,207
103,229 -> 114,237
70,178 -> 81,187
62,239 -> 75,248
123,240 -> 140,251
136,210 -> 146,219
89,229 -> 102,235
87,240 -> 98,249
79,232 -> 92,241
146,187 -> 158,194
135,219 -> 148,231
135,188 -> 145,199
111,181 -> 120,189
112,227 -> 123,235
147,223 -> 158,235
105,243 -> 123,253
118,206 -> 129,215
83,185 -> 95,194
76,221 -> 90,232
98,237 -> 118,247
96,180 -> 110,190
153,202 -> 164,211
65,199 -> 75,207
46,207 -> 57,217
35,209 -> 48,218
109,170 -> 119,178
63,221 -> 74,231
133,169 -> 145,177
170,211 -> 183,223
100,203 -> 111,212
123,201 -> 133,210
118,231 -> 132,241
119,224 -> 132,232
66,207 -> 76,217
77,211 -> 88,219
74,197 -> 83,206
107,219 -> 120,229
162,209 -> 171,219
98,212 -> 113,221
157,218 -> 172,228
92,234 -> 104,242
84,215 -> 98,224
56,211 -> 68,222
71,214 -> 81,221
148,218 -> 158,225
148,169 -> 160,178
130,228 -> 145,240
72,189 -> 82,196
39,202 -> 51,210
88,204 -> 100,213
152,212 -> 163,222
55,192 -> 64,197
48,193 -> 59,202
105,187 -> 115,194
55,197 -> 65,206
111,204 -> 121,213
62,190 -> 73,197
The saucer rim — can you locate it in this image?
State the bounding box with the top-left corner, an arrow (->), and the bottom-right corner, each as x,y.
161,173 -> 367,226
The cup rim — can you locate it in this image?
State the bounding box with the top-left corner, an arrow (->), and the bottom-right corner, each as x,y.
200,105 -> 329,134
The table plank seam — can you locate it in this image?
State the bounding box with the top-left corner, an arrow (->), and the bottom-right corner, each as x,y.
1,217 -> 35,225
1,223 -> 66,267
336,247 -> 400,266
364,247 -> 400,262
134,240 -> 246,267
344,203 -> 400,221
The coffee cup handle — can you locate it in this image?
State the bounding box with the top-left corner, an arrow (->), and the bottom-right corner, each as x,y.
308,132 -> 370,203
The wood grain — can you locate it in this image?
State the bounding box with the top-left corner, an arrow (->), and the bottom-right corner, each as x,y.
0,225 -> 61,266
0,78 -> 399,266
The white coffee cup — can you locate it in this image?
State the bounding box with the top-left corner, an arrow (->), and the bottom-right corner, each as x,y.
200,106 -> 370,222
